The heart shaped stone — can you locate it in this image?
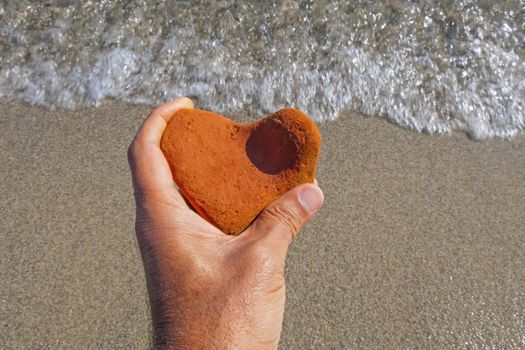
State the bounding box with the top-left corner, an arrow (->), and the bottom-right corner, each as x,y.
160,108 -> 321,235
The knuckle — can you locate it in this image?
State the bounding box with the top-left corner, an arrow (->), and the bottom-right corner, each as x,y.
134,188 -> 184,213
128,138 -> 153,158
259,204 -> 302,240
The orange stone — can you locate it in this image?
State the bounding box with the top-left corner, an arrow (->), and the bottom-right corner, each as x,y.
160,108 -> 321,235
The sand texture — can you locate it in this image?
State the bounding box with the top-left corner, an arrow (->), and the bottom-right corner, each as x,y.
1,101 -> 524,349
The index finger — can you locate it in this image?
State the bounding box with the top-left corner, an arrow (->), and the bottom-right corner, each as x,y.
135,97 -> 194,144
128,97 -> 194,203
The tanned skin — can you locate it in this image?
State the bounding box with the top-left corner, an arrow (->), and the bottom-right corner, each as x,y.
128,97 -> 324,349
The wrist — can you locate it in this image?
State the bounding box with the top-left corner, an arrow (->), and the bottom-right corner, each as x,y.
151,311 -> 233,350
152,324 -> 208,350
152,315 -> 272,350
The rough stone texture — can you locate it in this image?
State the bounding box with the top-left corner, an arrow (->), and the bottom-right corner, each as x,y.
161,108 -> 321,235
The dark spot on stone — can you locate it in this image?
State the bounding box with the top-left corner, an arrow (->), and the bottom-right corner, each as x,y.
246,118 -> 298,175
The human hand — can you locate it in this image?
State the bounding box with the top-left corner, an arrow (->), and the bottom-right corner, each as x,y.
128,97 -> 324,349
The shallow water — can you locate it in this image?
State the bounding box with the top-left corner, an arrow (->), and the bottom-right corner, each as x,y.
1,0 -> 524,139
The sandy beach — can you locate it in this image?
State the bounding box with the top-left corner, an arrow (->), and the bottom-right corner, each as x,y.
1,101 -> 524,349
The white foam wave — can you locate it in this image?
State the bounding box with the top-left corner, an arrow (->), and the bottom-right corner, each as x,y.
0,1 -> 523,139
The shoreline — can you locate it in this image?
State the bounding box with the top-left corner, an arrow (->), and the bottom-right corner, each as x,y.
2,101 -> 524,348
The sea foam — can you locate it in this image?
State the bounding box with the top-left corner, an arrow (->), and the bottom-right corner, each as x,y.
0,1 -> 524,139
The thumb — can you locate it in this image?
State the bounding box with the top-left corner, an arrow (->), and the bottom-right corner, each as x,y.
244,183 -> 324,255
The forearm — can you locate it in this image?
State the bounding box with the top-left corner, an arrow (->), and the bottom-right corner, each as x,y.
149,290 -> 279,350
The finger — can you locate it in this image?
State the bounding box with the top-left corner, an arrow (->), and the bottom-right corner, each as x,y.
135,97 -> 194,144
128,97 -> 194,203
243,183 -> 324,258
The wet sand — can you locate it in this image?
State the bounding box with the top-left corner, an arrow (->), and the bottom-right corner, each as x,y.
1,101 -> 524,349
